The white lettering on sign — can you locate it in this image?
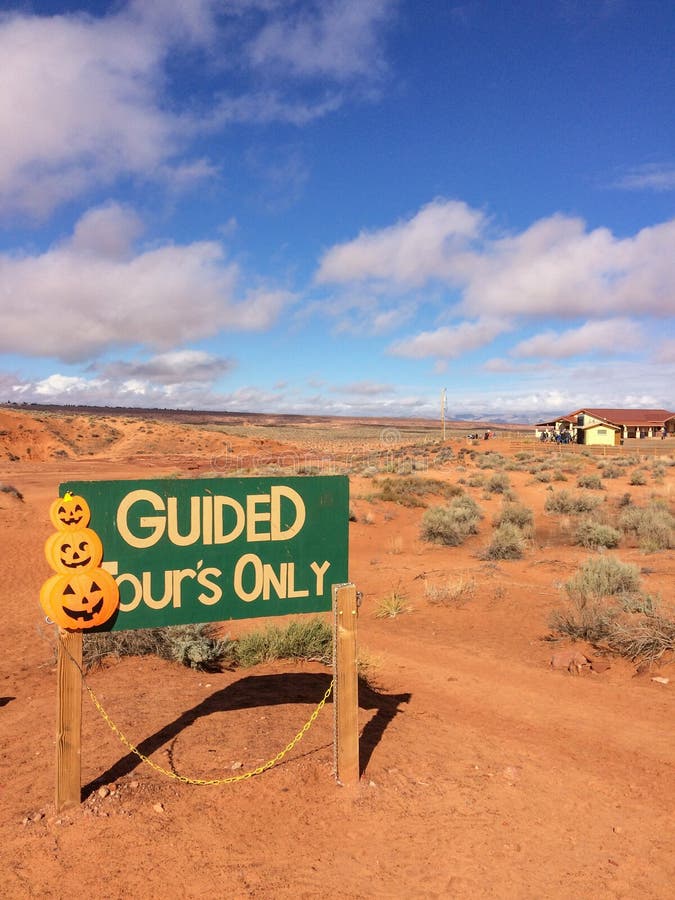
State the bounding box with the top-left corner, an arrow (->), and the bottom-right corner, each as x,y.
116,486 -> 306,549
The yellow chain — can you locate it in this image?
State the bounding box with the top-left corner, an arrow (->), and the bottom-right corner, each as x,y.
84,679 -> 333,785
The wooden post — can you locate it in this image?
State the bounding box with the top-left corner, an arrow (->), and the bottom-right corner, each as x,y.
55,630 -> 83,811
333,583 -> 359,786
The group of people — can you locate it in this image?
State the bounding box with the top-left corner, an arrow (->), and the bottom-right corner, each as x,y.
539,429 -> 573,443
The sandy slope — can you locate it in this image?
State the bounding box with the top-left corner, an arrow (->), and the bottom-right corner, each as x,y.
1,409 -> 674,899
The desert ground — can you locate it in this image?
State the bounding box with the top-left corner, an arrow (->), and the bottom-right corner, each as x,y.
1,405 -> 674,899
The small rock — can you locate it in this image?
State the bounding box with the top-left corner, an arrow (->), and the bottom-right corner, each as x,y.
31,811 -> 44,822
129,780 -> 139,789
589,657 -> 611,674
368,780 -> 377,788
21,817 -> 29,826
652,676 -> 669,685
550,650 -> 590,674
613,826 -> 623,834
97,786 -> 110,799
153,803 -> 164,814
231,761 -> 243,770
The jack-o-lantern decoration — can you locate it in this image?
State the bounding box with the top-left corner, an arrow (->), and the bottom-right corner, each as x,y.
49,493 -> 91,531
40,569 -> 119,630
44,528 -> 103,574
42,491 -> 119,630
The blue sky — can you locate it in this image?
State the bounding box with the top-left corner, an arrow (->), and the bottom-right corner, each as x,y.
1,0 -> 674,422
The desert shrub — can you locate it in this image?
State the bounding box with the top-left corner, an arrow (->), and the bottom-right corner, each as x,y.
235,619 -> 332,667
373,476 -> 454,507
617,492 -> 632,508
577,473 -> 604,490
565,556 -> 641,602
600,464 -> 620,479
534,471 -> 551,483
485,472 -> 510,494
493,501 -> 534,532
551,572 -> 675,663
0,482 -> 24,501
420,495 -> 483,546
83,624 -> 235,672
629,469 -> 647,485
619,502 -> 674,551
481,522 -> 525,559
83,619 -> 336,671
574,519 -> 621,550
551,469 -> 567,482
549,594 -> 617,643
544,490 -> 602,515
466,473 -> 485,488
475,452 -> 505,470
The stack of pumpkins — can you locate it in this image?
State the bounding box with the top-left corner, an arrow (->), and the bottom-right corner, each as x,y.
40,493 -> 119,630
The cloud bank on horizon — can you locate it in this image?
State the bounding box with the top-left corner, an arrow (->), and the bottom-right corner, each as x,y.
1,0 -> 674,423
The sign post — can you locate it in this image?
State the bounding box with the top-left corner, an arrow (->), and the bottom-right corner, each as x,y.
333,583 -> 359,785
55,630 -> 83,810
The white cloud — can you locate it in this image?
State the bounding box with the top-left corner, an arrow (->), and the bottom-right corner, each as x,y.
512,318 -> 642,359
316,199 -> 485,286
612,163 -> 675,192
389,318 -> 510,359
656,340 -> 675,363
0,11 -> 173,216
316,200 -> 675,331
0,204 -> 289,362
248,0 -> 396,81
99,350 -> 234,384
0,1 -> 395,217
459,216 -> 675,318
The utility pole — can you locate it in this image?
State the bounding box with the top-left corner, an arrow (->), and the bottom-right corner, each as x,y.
441,388 -> 447,441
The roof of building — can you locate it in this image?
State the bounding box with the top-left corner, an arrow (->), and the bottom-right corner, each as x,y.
569,408 -> 675,426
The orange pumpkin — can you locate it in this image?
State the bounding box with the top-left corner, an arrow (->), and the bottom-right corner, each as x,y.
44,528 -> 103,574
49,494 -> 91,531
40,568 -> 119,630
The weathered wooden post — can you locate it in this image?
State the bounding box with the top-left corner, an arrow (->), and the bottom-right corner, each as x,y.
333,583 -> 359,785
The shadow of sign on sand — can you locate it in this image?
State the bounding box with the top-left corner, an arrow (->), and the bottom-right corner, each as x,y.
83,673 -> 410,795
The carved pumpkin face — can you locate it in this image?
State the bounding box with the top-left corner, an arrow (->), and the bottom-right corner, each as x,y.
40,569 -> 119,630
50,494 -> 91,531
44,528 -> 103,574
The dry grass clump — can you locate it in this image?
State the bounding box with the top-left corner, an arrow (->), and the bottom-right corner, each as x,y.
420,495 -> 483,546
619,500 -> 674,551
544,490 -> 602,515
599,463 -> 620,479
424,576 -> 476,605
629,469 -> 648,485
375,590 -> 411,618
574,519 -> 621,550
373,476 -> 461,507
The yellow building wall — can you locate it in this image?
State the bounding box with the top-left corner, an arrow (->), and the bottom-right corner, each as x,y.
584,425 -> 618,446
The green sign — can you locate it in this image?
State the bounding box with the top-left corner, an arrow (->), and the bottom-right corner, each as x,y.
60,476 -> 349,631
